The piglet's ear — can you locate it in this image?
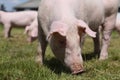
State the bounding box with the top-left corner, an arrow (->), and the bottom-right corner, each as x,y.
47,21 -> 68,40
31,27 -> 38,37
77,20 -> 96,38
24,26 -> 30,34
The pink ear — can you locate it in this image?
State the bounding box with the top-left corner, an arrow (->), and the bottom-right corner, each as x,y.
77,20 -> 96,38
31,27 -> 38,37
24,26 -> 30,34
47,21 -> 68,40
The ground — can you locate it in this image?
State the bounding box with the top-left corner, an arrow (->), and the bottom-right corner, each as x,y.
0,24 -> 120,80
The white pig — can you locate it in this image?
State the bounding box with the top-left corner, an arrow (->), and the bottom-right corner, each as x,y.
37,0 -> 105,74
0,10 -> 37,38
24,18 -> 38,42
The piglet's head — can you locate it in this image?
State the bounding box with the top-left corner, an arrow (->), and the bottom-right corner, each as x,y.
47,20 -> 96,74
24,26 -> 38,43
77,20 -> 96,38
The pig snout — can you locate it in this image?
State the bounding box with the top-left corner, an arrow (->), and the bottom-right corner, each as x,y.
64,52 -> 84,74
70,63 -> 84,74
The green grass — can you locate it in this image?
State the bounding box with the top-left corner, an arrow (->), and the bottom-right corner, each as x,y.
0,24 -> 120,80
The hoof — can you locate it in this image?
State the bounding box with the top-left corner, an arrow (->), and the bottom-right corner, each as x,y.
99,55 -> 108,60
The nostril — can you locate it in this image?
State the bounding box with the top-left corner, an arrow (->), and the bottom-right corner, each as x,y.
71,63 -> 84,75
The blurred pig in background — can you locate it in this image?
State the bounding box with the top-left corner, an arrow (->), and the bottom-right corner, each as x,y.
24,18 -> 38,43
0,10 -> 37,38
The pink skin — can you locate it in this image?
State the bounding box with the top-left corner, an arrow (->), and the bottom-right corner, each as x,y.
0,10 -> 37,38
24,18 -> 38,43
98,0 -> 119,60
37,0 -> 119,74
37,0 -> 104,74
